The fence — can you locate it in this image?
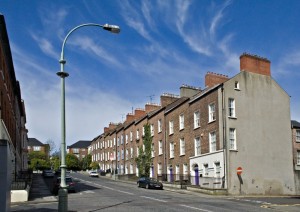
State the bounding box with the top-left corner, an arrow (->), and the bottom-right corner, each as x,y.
11,170 -> 33,190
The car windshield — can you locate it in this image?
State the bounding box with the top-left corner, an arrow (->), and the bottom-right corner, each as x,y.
149,178 -> 158,183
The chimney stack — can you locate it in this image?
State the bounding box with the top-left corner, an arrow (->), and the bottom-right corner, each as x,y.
205,72 -> 229,88
240,53 -> 271,76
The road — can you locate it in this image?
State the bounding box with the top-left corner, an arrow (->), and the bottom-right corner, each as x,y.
11,172 -> 300,212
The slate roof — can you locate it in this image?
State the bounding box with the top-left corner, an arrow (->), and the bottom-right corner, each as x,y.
28,138 -> 44,146
68,140 -> 91,149
165,97 -> 189,114
292,120 -> 300,129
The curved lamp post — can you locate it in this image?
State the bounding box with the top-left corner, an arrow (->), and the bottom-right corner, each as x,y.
57,23 -> 120,212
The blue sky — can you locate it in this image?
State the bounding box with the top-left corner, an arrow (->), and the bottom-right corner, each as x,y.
1,0 -> 299,149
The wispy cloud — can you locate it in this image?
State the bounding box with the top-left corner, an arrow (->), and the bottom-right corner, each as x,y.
30,34 -> 58,59
119,0 -> 152,41
70,36 -> 122,68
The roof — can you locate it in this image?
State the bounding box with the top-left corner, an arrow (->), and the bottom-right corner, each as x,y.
165,97 -> 189,114
291,120 -> 300,129
28,138 -> 44,146
68,140 -> 91,149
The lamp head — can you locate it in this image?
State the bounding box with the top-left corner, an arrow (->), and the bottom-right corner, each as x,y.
103,24 -> 121,34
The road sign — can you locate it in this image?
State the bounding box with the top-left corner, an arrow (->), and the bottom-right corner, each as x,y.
237,167 -> 243,175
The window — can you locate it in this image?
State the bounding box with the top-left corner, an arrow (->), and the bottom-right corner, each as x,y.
130,147 -> 133,158
297,151 -> 300,165
121,135 -> 124,144
296,130 -> 300,142
195,137 -> 201,156
150,124 -> 154,136
130,131 -> 133,141
73,148 -> 79,154
113,138 -> 116,146
136,129 -> 140,140
33,146 -> 41,151
158,140 -> 163,155
158,119 -> 162,133
121,149 -> 124,160
136,147 -> 139,157
183,164 -> 188,180
215,162 -> 220,177
142,126 -> 145,137
229,128 -> 236,150
175,165 -> 180,181
209,132 -> 216,152
158,163 -> 162,175
130,164 -> 133,174
203,164 -> 209,176
180,138 -> 185,155
169,121 -> 174,135
117,151 -> 120,161
151,143 -> 155,157
170,142 -> 174,158
126,149 -> 129,160
117,137 -> 120,146
235,81 -> 240,90
125,134 -> 128,144
194,111 -> 200,128
208,103 -> 216,122
228,98 -> 236,117
179,114 -> 184,130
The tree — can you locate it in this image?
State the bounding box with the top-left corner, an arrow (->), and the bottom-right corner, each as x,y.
50,155 -> 60,171
46,139 -> 57,156
90,161 -> 100,170
28,151 -> 51,170
135,123 -> 152,177
81,154 -> 92,170
66,153 -> 80,170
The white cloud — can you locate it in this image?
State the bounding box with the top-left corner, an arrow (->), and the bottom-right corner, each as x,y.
30,34 -> 58,59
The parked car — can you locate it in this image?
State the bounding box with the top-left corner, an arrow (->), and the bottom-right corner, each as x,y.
52,177 -> 76,194
89,171 -> 99,177
137,177 -> 163,190
42,170 -> 54,177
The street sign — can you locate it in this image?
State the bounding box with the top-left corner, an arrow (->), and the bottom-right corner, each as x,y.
237,167 -> 243,175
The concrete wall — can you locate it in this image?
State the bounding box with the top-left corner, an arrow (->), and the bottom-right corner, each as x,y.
223,71 -> 295,195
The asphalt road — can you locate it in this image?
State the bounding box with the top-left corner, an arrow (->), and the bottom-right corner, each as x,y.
11,172 -> 300,212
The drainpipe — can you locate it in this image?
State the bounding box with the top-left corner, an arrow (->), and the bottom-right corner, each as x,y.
221,85 -> 228,190
164,116 -> 167,181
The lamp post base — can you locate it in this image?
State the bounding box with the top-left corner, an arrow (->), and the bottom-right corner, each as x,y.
58,188 -> 68,212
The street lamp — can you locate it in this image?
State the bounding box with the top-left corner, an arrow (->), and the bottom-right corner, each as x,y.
56,23 -> 120,212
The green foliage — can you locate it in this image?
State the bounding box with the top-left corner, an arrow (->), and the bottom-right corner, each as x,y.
81,154 -> 92,170
28,151 -> 47,161
28,151 -> 50,170
29,158 -> 50,170
90,161 -> 100,170
50,155 -> 60,171
66,153 -> 80,170
135,123 -> 152,177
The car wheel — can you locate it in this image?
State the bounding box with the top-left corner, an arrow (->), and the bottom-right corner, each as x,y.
137,183 -> 140,187
146,184 -> 149,189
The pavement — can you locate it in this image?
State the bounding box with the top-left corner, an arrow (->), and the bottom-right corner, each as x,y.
10,173 -> 300,212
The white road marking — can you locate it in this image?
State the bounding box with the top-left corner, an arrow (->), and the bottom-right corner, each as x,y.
140,196 -> 167,203
180,204 -> 213,212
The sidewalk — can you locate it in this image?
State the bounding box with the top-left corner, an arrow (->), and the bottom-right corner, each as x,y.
28,173 -> 56,202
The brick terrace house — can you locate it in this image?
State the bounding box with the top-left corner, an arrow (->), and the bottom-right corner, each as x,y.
67,140 -> 91,160
90,53 -> 296,195
28,138 -> 50,158
292,120 -> 300,194
0,14 -> 28,178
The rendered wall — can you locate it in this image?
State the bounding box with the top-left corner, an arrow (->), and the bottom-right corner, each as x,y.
224,71 -> 295,195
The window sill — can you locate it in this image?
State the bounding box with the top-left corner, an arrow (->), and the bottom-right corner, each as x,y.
194,126 -> 200,130
234,88 -> 241,91
208,120 -> 216,124
179,128 -> 184,131
169,133 -> 174,136
228,116 -> 237,119
229,149 -> 238,152
180,154 -> 185,157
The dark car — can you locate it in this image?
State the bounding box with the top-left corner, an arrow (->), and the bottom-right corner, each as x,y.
42,170 -> 54,177
137,177 -> 163,189
52,177 -> 76,194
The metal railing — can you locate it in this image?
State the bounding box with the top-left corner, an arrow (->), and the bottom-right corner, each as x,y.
11,170 -> 32,190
